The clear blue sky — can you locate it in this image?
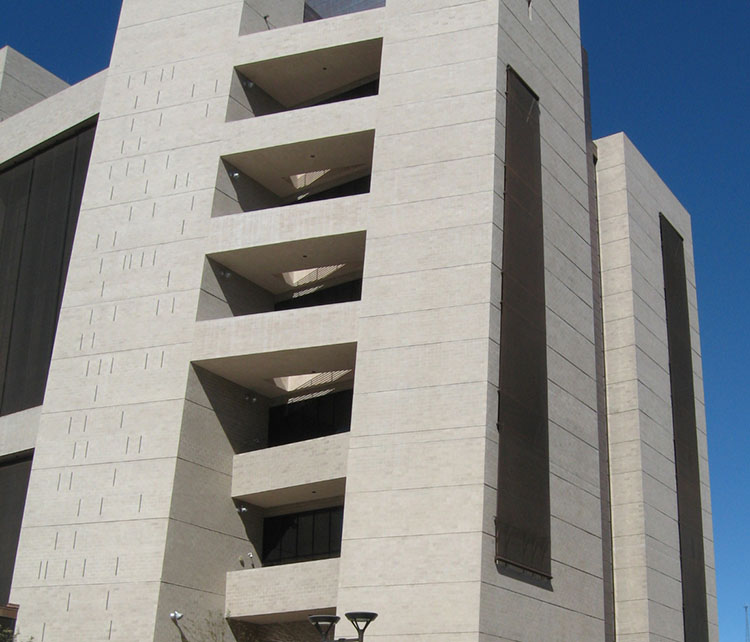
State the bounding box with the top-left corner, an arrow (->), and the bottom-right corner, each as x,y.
1,1 -> 748,639
581,2 -> 750,640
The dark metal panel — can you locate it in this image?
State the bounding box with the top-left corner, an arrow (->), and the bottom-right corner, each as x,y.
2,138 -> 77,414
0,125 -> 95,416
582,46 -> 616,642
660,214 -> 708,642
58,126 -> 96,308
0,456 -> 32,605
0,161 -> 33,411
496,67 -> 551,579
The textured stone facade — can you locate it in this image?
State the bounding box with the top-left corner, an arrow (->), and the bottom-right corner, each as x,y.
0,2 -> 715,642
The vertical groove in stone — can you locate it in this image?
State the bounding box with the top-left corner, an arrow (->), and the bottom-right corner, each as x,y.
582,47 -> 615,641
495,66 -> 550,579
660,213 -> 708,642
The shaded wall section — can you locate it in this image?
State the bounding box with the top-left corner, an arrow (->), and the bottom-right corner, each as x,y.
0,123 -> 95,416
582,48 -> 615,642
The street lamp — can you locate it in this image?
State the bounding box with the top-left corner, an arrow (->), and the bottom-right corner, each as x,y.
308,612 -> 378,642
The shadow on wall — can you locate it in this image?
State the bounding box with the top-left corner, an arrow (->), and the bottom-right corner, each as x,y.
190,366 -> 270,454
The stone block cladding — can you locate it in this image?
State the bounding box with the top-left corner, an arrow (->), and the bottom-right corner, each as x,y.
0,2 -> 715,642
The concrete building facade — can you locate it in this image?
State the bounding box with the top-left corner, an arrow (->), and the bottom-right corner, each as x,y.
0,2 -> 716,641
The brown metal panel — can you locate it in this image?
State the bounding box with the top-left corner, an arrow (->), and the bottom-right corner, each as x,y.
496,67 -> 550,579
58,125 -> 96,309
0,125 -> 95,416
2,138 -> 77,414
0,161 -> 33,412
0,456 -> 32,605
660,214 -> 708,642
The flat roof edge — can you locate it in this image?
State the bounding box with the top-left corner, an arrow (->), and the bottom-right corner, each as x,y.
0,69 -> 107,166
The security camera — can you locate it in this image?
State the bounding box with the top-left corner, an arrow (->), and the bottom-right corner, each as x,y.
169,611 -> 183,622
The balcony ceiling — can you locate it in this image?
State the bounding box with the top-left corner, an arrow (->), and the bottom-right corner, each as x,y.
237,38 -> 382,108
225,129 -> 374,199
193,343 -> 357,398
210,231 -> 366,294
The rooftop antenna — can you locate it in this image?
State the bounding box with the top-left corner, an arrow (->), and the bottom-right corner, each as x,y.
745,605 -> 749,642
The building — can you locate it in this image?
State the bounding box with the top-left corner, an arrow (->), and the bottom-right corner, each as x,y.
0,1 -> 717,641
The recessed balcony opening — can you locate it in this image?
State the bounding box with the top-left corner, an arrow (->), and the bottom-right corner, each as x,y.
304,0 -> 386,21
192,343 -> 357,453
212,130 -> 375,217
197,232 -> 365,321
227,39 -> 382,121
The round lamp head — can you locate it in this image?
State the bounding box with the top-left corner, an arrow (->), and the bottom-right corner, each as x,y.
308,614 -> 340,639
345,611 -> 378,634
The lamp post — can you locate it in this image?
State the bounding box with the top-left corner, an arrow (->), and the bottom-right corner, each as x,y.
308,612 -> 377,642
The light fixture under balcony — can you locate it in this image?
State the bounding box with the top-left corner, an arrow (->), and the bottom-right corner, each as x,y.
309,612 -> 377,642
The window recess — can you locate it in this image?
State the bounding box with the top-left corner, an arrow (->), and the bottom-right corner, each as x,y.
192,343 -> 357,453
197,232 -> 365,321
228,39 -> 382,121
212,131 -> 375,216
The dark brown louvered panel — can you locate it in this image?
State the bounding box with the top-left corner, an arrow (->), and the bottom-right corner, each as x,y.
659,214 -> 708,642
0,455 -> 32,605
0,162 -> 33,413
495,67 -> 550,579
0,123 -> 95,416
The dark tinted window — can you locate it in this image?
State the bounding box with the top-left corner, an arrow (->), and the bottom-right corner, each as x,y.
268,389 -> 353,447
274,278 -> 362,312
263,506 -> 344,566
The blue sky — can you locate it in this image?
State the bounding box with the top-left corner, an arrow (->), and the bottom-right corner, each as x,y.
1,0 -> 748,639
582,2 -> 750,640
